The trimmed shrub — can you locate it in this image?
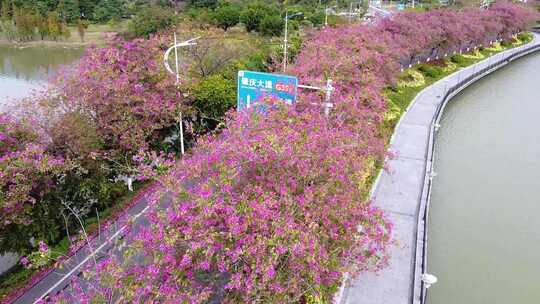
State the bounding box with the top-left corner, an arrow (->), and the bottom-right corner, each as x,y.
450,54 -> 468,65
191,74 -> 236,130
418,64 -> 444,78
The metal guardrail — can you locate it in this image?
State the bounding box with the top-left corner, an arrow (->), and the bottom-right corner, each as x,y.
416,41 -> 540,304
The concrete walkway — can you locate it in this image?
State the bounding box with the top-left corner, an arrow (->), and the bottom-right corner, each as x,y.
340,33 -> 540,304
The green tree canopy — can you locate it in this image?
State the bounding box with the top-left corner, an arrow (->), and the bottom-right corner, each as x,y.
92,0 -> 125,22
191,74 -> 236,124
259,14 -> 284,36
57,0 -> 80,23
211,2 -> 239,30
127,5 -> 175,38
239,3 -> 279,33
189,0 -> 217,8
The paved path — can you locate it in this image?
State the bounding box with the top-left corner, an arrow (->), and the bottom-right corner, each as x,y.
340,33 -> 540,304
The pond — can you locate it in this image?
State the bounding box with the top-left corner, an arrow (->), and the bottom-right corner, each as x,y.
0,46 -> 83,110
427,52 -> 540,303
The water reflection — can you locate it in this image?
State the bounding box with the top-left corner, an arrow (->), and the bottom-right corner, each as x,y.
427,52 -> 540,303
0,46 -> 83,106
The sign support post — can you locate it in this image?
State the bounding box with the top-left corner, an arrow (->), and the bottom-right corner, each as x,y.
237,70 -> 335,118
324,79 -> 334,117
237,70 -> 299,111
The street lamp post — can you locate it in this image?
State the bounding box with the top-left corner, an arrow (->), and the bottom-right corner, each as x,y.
324,6 -> 336,27
163,34 -> 200,155
325,6 -> 328,27
325,6 -> 336,27
349,2 -> 353,23
163,35 -> 200,82
283,11 -> 302,72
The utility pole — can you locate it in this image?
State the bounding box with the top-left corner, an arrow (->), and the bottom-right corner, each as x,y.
325,5 -> 336,27
325,6 -> 329,27
283,11 -> 302,72
349,2 -> 353,23
283,11 -> 289,72
324,79 -> 334,117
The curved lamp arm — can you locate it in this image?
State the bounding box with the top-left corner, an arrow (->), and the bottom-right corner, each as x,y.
163,36 -> 201,76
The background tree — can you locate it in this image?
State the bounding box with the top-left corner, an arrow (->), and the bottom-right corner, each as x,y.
189,0 -> 217,8
259,14 -> 284,36
13,8 -> 36,41
37,15 -> 49,39
180,27 -> 253,78
239,3 -> 272,32
57,0 -> 80,23
47,11 -> 61,40
1,0 -> 10,21
211,2 -> 239,30
78,0 -> 97,19
77,18 -> 88,42
93,0 -> 125,22
60,19 -> 70,38
126,5 -> 175,38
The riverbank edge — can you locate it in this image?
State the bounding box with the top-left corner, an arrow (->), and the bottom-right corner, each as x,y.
0,39 -> 91,49
417,34 -> 540,303
338,32 -> 540,304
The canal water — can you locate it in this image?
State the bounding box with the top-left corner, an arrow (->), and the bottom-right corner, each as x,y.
0,46 -> 83,109
427,52 -> 540,303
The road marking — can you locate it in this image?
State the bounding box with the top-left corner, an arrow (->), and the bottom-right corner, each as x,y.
33,204 -> 152,303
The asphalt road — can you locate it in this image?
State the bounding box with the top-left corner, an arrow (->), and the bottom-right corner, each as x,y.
13,192 -> 153,304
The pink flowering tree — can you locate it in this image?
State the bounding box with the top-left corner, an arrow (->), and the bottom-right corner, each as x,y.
55,105 -> 392,303
0,28 -> 259,259
490,1 -> 539,39
377,2 -> 537,66
51,35 -> 184,160
51,3 -> 537,303
0,114 -> 67,254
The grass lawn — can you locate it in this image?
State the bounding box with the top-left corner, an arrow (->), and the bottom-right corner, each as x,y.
0,20 -> 129,48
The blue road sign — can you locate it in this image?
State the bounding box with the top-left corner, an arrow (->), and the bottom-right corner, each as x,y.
237,70 -> 298,111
